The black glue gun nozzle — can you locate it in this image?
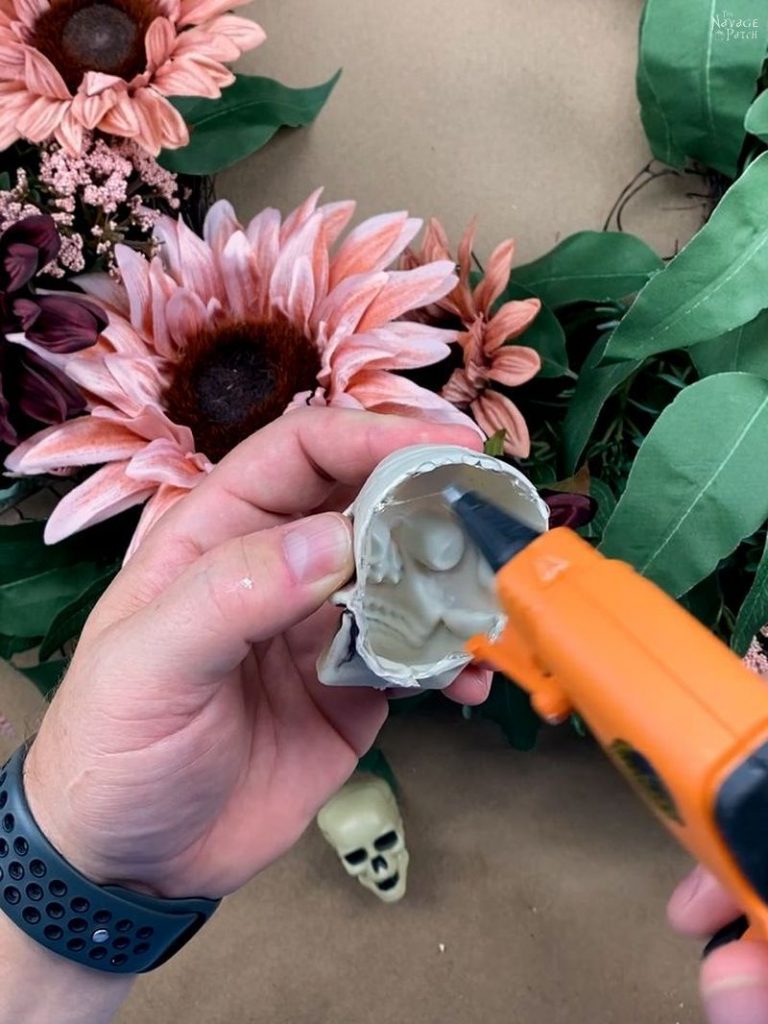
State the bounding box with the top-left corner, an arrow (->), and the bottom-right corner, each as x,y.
442,486 -> 541,573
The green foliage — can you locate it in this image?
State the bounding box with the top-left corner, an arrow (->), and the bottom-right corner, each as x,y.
745,89 -> 768,142
468,675 -> 541,752
579,478 -> 617,542
733,535 -> 768,655
690,309 -> 768,378
636,0 -> 768,176
511,231 -> 663,308
357,747 -> 399,794
561,337 -> 643,475
39,568 -> 117,661
160,72 -> 342,175
21,660 -> 67,699
484,431 -> 506,456
602,154 -> 768,364
600,374 -> 768,598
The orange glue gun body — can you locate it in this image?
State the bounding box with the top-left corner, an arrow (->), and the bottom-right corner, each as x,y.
468,527 -> 768,941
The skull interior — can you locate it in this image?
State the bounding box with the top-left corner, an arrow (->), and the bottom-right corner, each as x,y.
318,445 -> 549,690
317,776 -> 409,903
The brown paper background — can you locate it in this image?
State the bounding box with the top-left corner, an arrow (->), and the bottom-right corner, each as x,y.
0,0 -> 709,1019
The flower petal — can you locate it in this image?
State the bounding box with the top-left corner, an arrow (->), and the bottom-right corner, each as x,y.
330,212 -> 421,288
17,95 -> 67,142
145,16 -> 176,70
130,87 -> 188,154
153,54 -> 232,99
281,188 -> 323,243
164,288 -> 211,348
316,271 -> 387,348
53,108 -> 84,153
270,214 -> 325,326
0,41 -> 25,77
474,239 -> 516,314
177,0 -> 252,26
484,297 -> 541,351
171,23 -> 239,62
13,0 -> 48,30
125,437 -> 208,487
23,47 -> 69,99
76,271 -> 131,316
203,199 -> 241,254
0,213 -> 60,290
356,261 -> 457,333
8,416 -> 145,472
472,390 -> 530,457
153,214 -> 222,299
15,294 -> 106,351
98,89 -> 141,137
125,483 -> 189,560
220,230 -> 256,318
345,369 -> 479,429
320,200 -> 356,247
487,345 -> 541,387
114,244 -> 152,335
200,13 -> 265,52
44,462 -> 156,544
244,206 -> 280,313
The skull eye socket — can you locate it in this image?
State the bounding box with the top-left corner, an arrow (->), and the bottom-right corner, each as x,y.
344,848 -> 367,866
374,831 -> 398,852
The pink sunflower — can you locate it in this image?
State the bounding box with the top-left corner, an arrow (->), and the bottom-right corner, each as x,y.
405,219 -> 542,457
7,190 -> 475,550
0,0 -> 265,155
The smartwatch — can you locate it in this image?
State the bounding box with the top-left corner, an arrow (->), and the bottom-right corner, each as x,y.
0,743 -> 220,974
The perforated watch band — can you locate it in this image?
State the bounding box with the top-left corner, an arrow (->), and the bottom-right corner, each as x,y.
0,744 -> 220,974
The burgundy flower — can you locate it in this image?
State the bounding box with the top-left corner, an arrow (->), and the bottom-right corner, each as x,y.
542,490 -> 597,529
0,214 -> 106,446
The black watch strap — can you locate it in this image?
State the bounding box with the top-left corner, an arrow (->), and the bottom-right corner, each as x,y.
0,744 -> 220,973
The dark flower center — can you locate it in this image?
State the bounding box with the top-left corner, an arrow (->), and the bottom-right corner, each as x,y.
31,0 -> 154,92
163,318 -> 321,463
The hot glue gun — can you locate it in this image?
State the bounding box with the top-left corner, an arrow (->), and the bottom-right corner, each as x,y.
444,486 -> 768,947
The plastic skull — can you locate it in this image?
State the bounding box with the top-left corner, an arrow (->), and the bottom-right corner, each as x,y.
317,777 -> 409,903
318,444 -> 549,690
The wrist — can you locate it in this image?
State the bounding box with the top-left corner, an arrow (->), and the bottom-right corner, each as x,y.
0,911 -> 133,1024
23,737 -> 113,890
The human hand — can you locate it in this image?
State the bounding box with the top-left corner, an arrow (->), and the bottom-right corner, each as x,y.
22,409 -> 491,902
669,867 -> 768,1023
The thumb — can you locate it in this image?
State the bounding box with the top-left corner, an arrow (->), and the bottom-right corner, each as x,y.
701,942 -> 768,1024
119,512 -> 353,683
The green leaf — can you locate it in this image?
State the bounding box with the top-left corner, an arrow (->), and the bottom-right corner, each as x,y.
0,561 -> 109,638
484,430 -> 506,456
160,71 -> 342,175
0,521 -> 82,586
600,373 -> 768,597
690,308 -> 768,379
602,153 -> 768,364
511,232 -> 663,308
21,660 -> 67,699
473,675 -> 541,751
561,337 -> 642,474
357,747 -> 399,795
681,572 -> 725,630
39,567 -> 117,661
733,535 -> 768,654
0,633 -> 39,659
636,2 -> 686,167
579,478 -> 617,541
745,89 -> 768,142
498,282 -> 569,378
635,0 -> 768,176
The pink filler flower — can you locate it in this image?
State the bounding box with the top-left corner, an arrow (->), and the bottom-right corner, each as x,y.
405,219 -> 542,456
0,0 -> 265,155
7,190 -> 476,552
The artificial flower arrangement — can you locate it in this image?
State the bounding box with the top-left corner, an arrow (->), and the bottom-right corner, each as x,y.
1,0 -> 767,754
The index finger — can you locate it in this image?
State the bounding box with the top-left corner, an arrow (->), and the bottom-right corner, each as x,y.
130,407 -> 481,564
